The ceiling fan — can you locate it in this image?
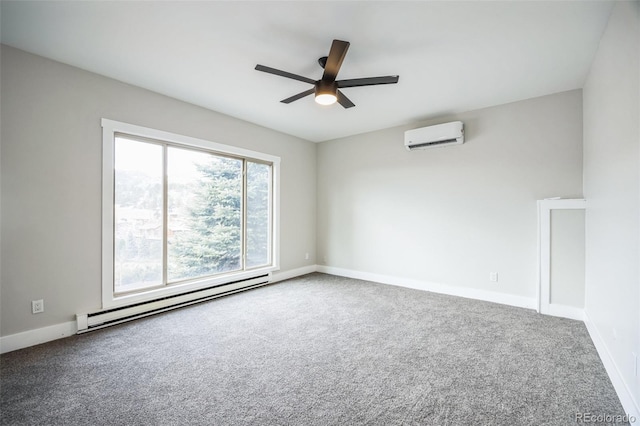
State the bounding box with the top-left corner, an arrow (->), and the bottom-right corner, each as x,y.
255,39 -> 399,108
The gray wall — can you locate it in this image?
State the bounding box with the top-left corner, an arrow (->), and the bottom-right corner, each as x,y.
583,0 -> 640,408
0,45 -> 317,336
317,90 -> 584,300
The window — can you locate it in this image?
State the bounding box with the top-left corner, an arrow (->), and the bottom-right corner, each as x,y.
102,119 -> 279,308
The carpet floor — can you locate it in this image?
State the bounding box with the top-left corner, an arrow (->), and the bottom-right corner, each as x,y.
0,273 -> 628,425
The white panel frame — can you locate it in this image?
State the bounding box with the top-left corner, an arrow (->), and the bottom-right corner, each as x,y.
537,198 -> 586,319
101,119 -> 280,310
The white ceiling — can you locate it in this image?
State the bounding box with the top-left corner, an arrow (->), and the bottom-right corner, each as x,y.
1,1 -> 613,142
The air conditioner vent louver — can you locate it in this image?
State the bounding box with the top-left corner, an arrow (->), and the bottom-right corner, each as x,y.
407,138 -> 460,150
405,121 -> 464,150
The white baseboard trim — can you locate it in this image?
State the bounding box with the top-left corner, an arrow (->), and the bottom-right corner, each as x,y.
542,303 -> 585,321
0,321 -> 77,354
584,311 -> 640,420
271,265 -> 317,283
316,265 -> 537,310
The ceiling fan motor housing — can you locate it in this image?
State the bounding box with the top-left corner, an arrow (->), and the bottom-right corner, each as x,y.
316,79 -> 338,97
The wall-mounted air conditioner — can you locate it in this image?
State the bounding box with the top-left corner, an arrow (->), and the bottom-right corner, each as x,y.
404,121 -> 464,150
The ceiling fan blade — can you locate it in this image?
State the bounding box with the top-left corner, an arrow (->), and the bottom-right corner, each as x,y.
337,75 -> 400,88
322,40 -> 350,82
281,88 -> 315,104
336,90 -> 355,109
255,64 -> 316,85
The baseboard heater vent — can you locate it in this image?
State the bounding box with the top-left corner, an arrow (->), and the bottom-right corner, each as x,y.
76,273 -> 271,333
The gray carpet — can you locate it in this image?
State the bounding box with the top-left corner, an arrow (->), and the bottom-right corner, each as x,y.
0,273 -> 627,425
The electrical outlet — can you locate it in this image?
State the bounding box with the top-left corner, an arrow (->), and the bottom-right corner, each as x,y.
32,299 -> 44,314
489,272 -> 498,282
305,252 -> 310,260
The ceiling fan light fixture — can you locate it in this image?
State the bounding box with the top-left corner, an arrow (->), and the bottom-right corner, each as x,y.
315,93 -> 337,105
315,80 -> 338,106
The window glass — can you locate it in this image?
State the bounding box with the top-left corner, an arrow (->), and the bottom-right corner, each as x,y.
246,161 -> 271,268
168,148 -> 242,282
114,138 -> 164,293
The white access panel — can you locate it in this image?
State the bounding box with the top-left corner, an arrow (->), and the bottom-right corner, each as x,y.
537,198 -> 586,320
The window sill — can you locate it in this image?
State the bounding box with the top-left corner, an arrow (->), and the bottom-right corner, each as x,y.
104,266 -> 278,310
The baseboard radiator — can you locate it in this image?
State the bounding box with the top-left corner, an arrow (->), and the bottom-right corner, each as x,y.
76,273 -> 271,333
